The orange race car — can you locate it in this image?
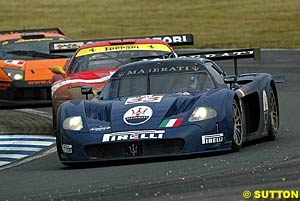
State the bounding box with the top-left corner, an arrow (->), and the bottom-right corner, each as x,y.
0,28 -> 72,107
50,34 -> 194,128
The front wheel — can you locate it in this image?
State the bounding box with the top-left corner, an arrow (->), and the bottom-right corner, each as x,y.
266,87 -> 279,140
232,99 -> 244,151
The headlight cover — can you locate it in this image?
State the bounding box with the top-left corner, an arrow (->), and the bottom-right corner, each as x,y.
63,116 -> 83,131
2,68 -> 24,80
188,107 -> 217,122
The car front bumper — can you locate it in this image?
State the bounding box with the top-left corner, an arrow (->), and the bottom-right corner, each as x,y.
0,80 -> 52,107
56,125 -> 233,165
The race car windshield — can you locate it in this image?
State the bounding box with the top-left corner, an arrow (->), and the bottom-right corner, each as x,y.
68,50 -> 172,74
0,37 -> 72,59
100,70 -> 215,100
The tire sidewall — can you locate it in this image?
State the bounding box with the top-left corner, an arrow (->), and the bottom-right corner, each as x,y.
232,98 -> 244,151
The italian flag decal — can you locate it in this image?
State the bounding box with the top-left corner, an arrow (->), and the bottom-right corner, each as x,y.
159,118 -> 183,128
236,88 -> 247,97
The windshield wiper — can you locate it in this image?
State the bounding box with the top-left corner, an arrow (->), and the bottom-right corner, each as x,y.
6,50 -> 69,59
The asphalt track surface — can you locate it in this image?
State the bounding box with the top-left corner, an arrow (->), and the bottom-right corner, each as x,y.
0,50 -> 299,201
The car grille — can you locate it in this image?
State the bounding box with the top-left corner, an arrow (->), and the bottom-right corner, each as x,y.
84,139 -> 185,159
16,87 -> 51,100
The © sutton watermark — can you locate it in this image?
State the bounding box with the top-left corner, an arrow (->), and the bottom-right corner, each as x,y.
243,190 -> 299,199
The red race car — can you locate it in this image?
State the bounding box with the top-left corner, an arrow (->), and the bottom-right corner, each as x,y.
50,34 -> 194,128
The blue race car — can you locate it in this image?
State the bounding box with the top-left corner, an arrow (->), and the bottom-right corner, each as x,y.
56,48 -> 279,166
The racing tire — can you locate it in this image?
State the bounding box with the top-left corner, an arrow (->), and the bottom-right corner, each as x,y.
232,99 -> 244,152
266,87 -> 279,140
52,107 -> 57,132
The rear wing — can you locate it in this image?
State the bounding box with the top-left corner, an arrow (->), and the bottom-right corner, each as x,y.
178,48 -> 261,75
49,34 -> 194,53
0,28 -> 64,35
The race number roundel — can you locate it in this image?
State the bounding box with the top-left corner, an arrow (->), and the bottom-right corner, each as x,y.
123,106 -> 153,125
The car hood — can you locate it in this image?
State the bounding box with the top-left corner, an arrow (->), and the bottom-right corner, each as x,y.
88,93 -> 201,131
24,59 -> 68,81
51,68 -> 118,98
66,68 -> 118,80
0,58 -> 67,81
60,89 -> 229,134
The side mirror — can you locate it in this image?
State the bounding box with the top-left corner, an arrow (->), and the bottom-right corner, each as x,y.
96,90 -> 102,96
224,75 -> 238,89
81,86 -> 93,100
224,75 -> 238,84
51,66 -> 66,76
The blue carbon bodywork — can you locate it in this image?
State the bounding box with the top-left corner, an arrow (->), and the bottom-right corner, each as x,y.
55,57 -> 279,165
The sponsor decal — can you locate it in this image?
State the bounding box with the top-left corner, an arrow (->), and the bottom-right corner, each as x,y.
53,42 -> 84,50
76,44 -> 171,57
201,133 -> 224,144
116,66 -> 202,77
123,106 -> 153,125
53,94 -> 69,100
62,144 -> 72,153
90,126 -> 111,132
105,45 -> 139,51
207,51 -> 253,58
179,50 -> 255,59
102,130 -> 165,142
125,95 -> 163,105
27,80 -> 51,85
148,35 -> 188,44
15,38 -> 53,43
4,60 -> 25,66
0,82 -> 11,90
159,118 -> 183,128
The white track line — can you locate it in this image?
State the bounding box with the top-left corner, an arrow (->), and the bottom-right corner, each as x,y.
0,141 -> 54,146
0,108 -> 55,169
0,147 -> 43,151
0,154 -> 29,159
0,145 -> 57,170
0,161 -> 10,166
0,135 -> 55,139
15,109 -> 52,119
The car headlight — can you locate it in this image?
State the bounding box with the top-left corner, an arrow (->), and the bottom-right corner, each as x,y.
188,107 -> 217,122
63,116 -> 83,131
2,68 -> 24,80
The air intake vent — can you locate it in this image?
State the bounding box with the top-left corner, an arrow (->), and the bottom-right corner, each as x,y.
84,139 -> 185,159
165,95 -> 200,118
84,101 -> 112,122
